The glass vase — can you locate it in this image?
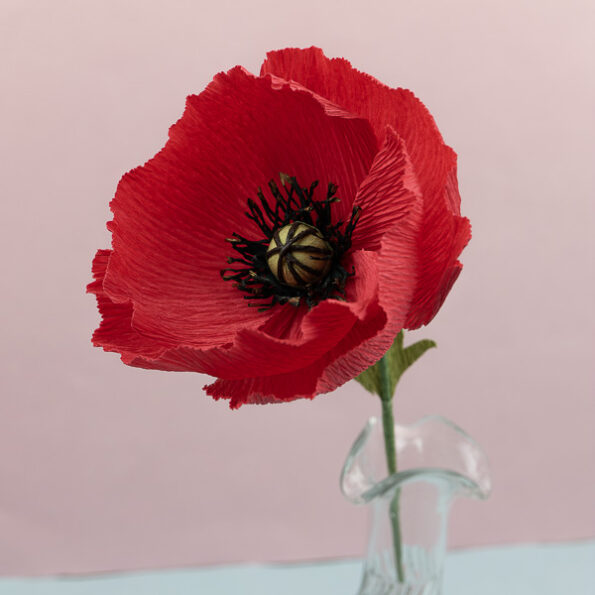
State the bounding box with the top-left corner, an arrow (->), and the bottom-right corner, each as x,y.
341,415 -> 491,595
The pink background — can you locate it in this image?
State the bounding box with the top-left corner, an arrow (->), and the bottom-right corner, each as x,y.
1,0 -> 594,577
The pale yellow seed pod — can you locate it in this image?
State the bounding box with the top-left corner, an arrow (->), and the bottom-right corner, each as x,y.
266,222 -> 333,288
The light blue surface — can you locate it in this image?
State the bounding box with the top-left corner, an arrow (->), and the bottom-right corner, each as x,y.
1,541 -> 593,594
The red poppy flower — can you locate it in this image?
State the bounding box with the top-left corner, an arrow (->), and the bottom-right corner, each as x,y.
88,47 -> 470,408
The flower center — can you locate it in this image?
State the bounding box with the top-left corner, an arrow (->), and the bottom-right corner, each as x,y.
221,174 -> 361,310
266,222 -> 333,288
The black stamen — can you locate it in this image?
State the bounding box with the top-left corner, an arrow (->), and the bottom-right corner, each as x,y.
221,174 -> 361,309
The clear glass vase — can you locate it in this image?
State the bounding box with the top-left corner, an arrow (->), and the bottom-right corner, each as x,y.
341,415 -> 491,595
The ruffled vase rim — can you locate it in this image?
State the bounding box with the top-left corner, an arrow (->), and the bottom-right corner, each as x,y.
340,414 -> 492,504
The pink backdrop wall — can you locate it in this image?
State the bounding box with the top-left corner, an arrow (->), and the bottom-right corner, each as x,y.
1,0 -> 594,576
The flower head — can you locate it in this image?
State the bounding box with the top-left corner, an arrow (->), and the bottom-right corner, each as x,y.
88,47 -> 470,408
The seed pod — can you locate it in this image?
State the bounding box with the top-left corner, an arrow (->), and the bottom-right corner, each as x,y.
266,222 -> 333,288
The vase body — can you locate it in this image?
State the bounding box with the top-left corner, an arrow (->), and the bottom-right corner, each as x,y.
341,416 -> 491,595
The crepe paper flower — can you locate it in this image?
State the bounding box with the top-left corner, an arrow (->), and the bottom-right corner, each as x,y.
88,47 -> 470,410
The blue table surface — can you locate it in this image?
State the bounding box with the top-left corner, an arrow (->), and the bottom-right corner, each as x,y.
1,541 -> 593,594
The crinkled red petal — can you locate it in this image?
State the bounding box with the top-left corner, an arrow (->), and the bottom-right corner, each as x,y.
204,367 -> 321,408
204,250 -> 385,407
177,299 -> 360,379
165,248 -> 380,379
100,65 -> 378,354
88,244 -> 383,393
87,250 -> 182,368
316,128 -> 424,391
351,126 -> 422,252
404,168 -> 471,328
261,47 -> 471,328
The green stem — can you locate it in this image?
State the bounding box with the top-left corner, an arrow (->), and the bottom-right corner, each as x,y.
378,355 -> 405,583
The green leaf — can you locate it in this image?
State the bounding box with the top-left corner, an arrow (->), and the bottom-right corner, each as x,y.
353,362 -> 381,395
354,331 -> 436,399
